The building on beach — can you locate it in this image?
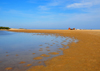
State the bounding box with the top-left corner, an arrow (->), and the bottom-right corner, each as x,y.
68,28 -> 76,30
68,27 -> 71,30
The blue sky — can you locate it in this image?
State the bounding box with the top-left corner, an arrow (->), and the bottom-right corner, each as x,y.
0,0 -> 100,29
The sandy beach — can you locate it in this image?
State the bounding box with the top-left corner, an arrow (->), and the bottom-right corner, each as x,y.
1,0 -> 100,70
6,29 -> 100,71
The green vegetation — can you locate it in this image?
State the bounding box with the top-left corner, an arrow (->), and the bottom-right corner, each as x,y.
0,26 -> 10,30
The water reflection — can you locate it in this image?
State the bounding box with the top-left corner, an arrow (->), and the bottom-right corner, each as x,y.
0,30 -> 14,35
0,31 -> 78,71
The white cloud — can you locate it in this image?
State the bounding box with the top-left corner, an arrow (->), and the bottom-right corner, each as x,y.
38,6 -> 50,10
67,2 -> 92,8
82,0 -> 100,5
66,0 -> 100,8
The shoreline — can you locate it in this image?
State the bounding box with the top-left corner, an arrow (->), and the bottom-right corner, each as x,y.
1,29 -> 100,71
6,29 -> 100,34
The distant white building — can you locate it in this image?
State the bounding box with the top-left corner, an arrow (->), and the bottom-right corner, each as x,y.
76,29 -> 80,30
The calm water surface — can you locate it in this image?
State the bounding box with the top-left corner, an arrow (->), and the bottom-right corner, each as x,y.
0,30 -> 78,71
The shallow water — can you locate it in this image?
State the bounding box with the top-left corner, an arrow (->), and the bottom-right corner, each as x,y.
0,31 -> 78,71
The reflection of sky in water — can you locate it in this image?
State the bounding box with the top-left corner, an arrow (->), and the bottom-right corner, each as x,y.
0,30 -> 14,35
0,31 -> 78,71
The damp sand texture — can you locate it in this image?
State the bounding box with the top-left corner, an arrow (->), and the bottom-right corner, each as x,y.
6,29 -> 100,71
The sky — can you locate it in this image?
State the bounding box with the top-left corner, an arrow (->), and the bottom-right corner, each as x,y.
0,0 -> 100,29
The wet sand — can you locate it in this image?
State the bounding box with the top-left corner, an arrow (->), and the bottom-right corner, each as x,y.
33,57 -> 43,60
32,53 -> 35,54
19,61 -> 26,64
41,54 -> 50,57
5,67 -> 12,70
48,52 -> 59,55
8,29 -> 100,71
26,64 -> 32,67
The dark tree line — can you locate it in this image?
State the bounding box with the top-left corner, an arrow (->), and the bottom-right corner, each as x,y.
0,26 -> 10,29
